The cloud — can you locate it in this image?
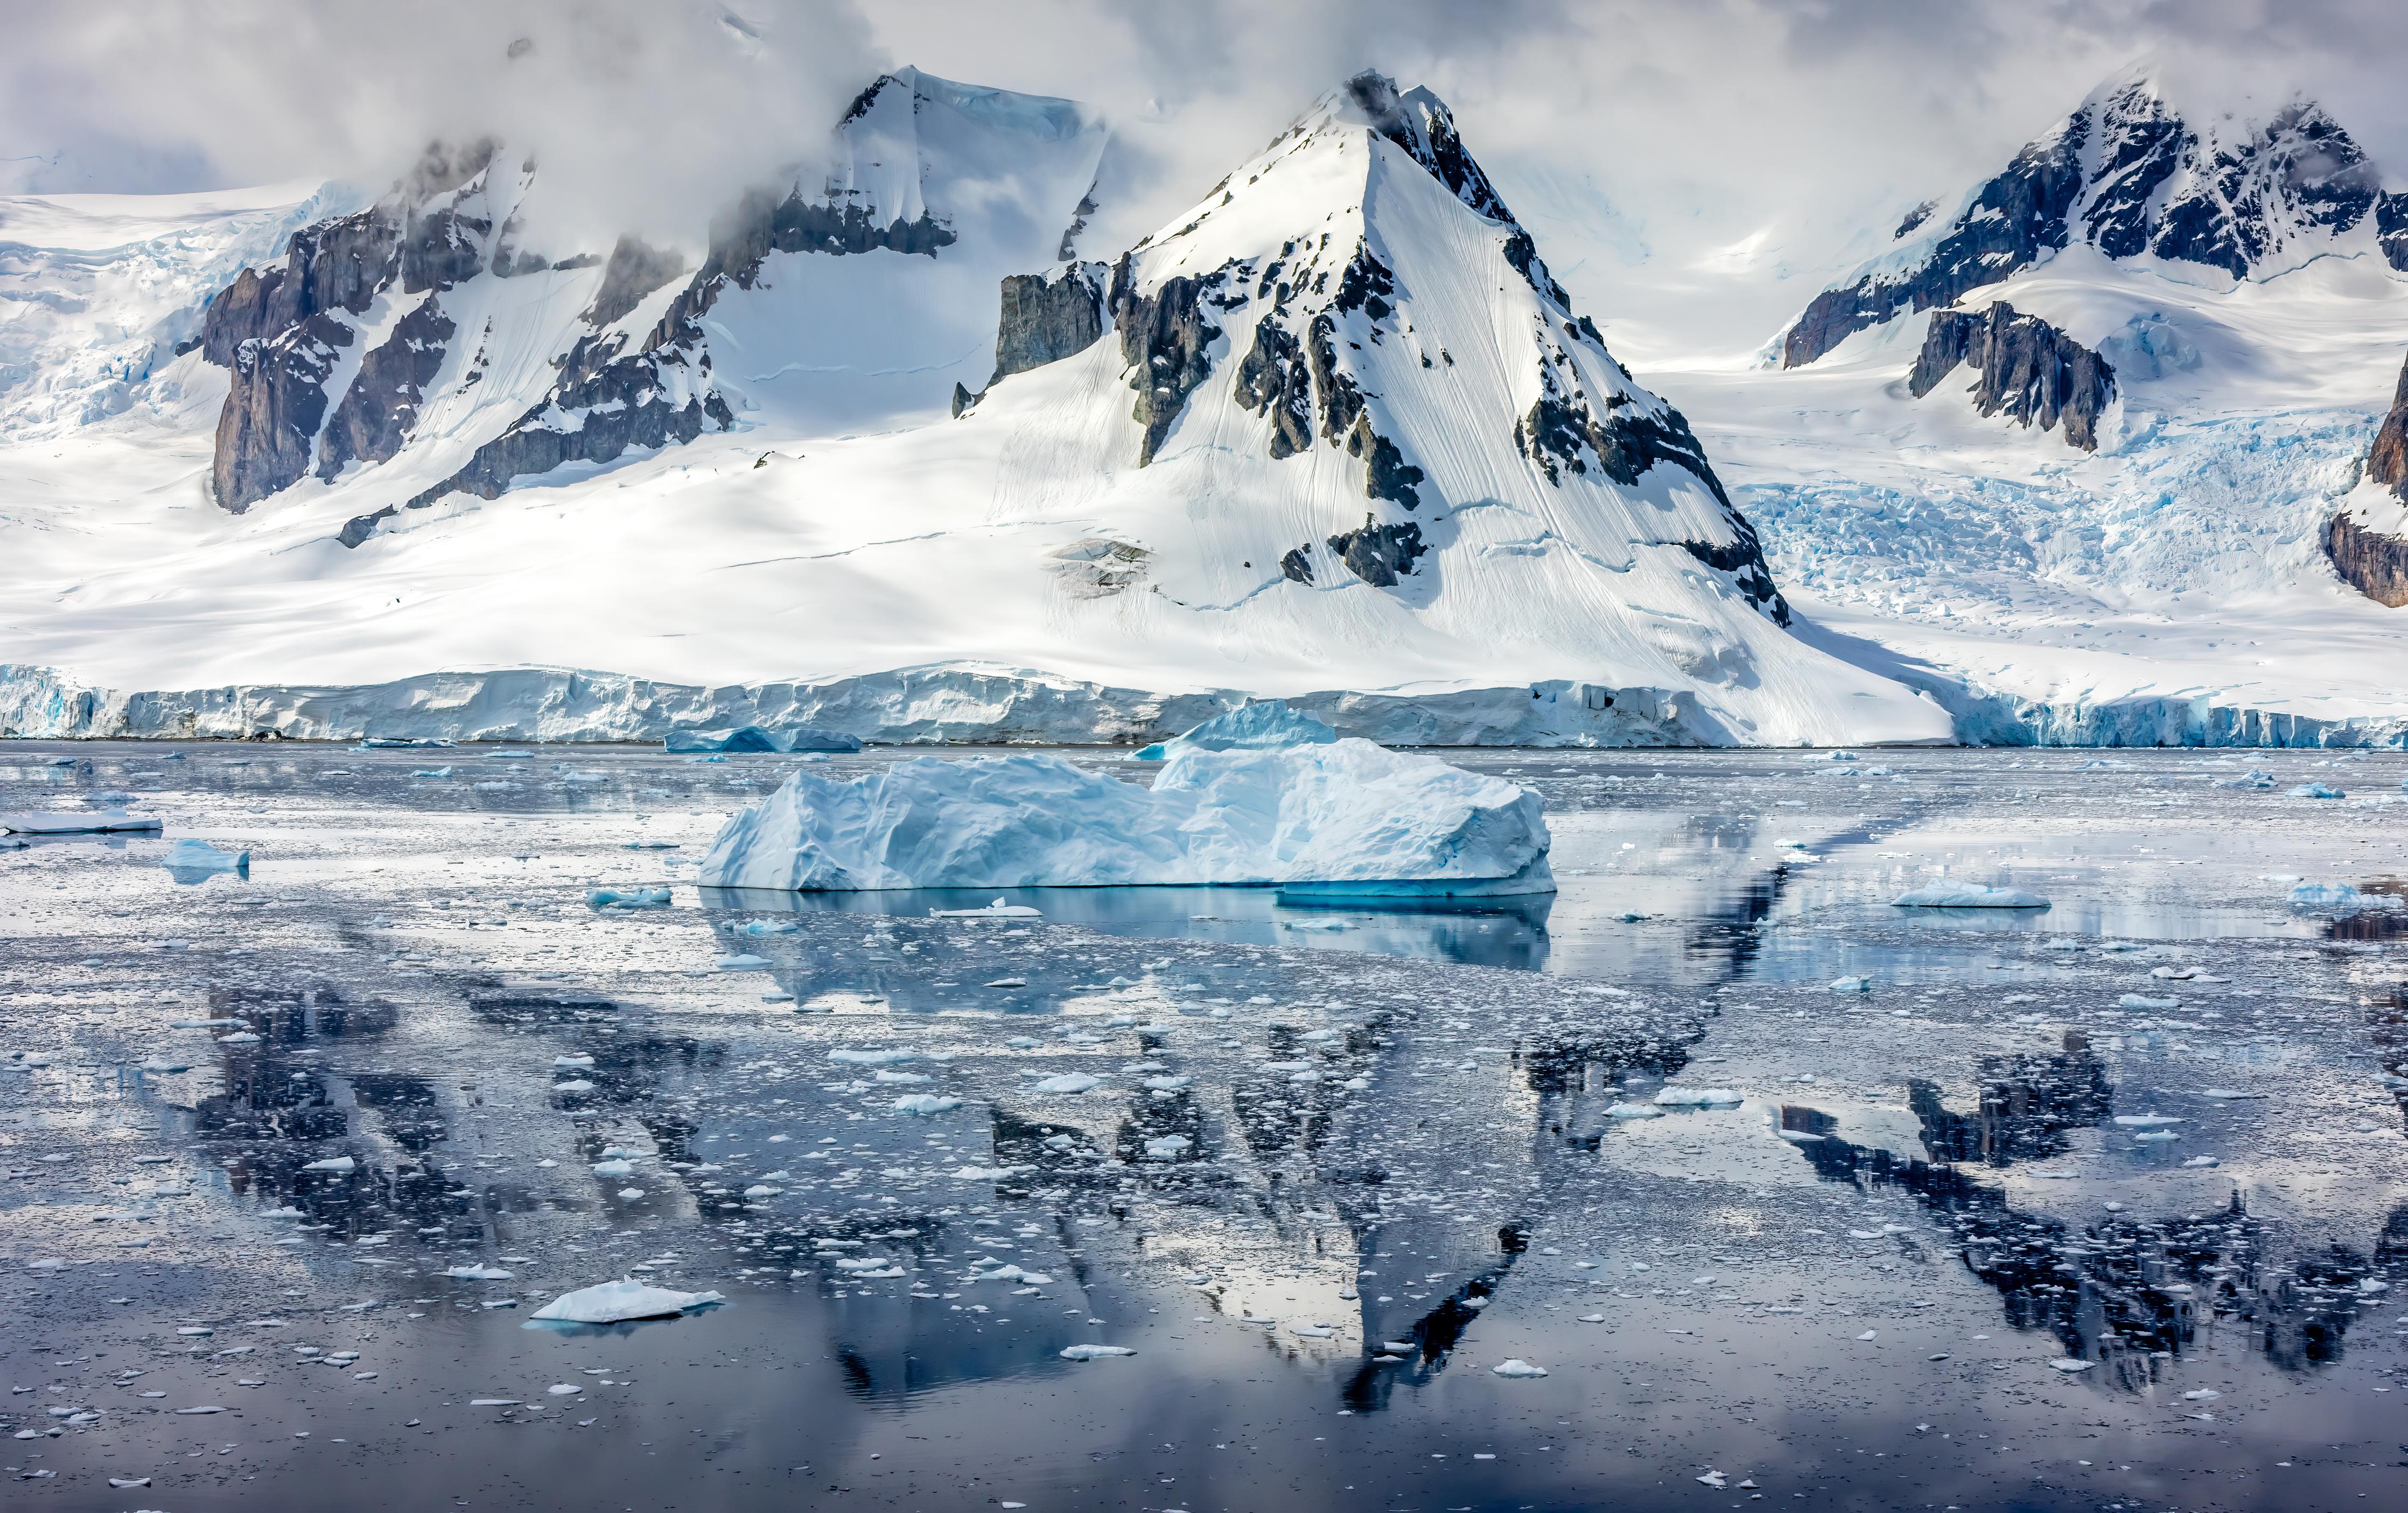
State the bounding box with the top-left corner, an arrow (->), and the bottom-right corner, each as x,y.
0,1 -> 882,251
7,0 -> 2405,360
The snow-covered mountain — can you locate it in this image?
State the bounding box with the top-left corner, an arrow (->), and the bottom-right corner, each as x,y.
0,68 -> 1949,748
1642,63 -> 2408,745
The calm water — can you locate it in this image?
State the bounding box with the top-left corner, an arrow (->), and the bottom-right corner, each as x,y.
3,742 -> 2406,1511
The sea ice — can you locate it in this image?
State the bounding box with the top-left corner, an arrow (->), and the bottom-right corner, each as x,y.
695,741 -> 1551,894
2287,783 -> 2344,799
162,839 -> 249,876
587,887 -> 671,909
0,811 -> 160,834
891,1094 -> 961,1114
1891,883 -> 2050,909
1128,700 -> 1337,761
529,1279 -> 725,1324
666,725 -> 863,755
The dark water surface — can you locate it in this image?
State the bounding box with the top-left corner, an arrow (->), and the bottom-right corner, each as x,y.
3,742 -> 2406,1512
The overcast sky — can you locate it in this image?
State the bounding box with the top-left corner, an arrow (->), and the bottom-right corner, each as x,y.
6,0 -> 2405,364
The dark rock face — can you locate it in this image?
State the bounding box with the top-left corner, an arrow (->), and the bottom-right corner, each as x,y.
1278,545 -> 1314,584
1326,517 -> 1425,587
991,262 -> 1103,384
2328,353 -> 2408,605
1109,255 -> 1222,466
1784,78 -> 2408,368
2364,353 -> 2408,496
212,313 -> 351,511
1908,302 -> 2116,452
1894,200 -> 1936,239
318,296 -> 456,480
1233,319 -> 1314,459
2325,512 -> 2408,606
1783,119 -> 2086,369
586,238 -> 687,327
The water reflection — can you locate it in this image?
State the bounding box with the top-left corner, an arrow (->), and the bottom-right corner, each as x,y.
701,885 -> 1553,972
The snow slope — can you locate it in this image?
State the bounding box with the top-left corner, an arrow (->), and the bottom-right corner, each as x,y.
0,71 -> 1952,748
1661,66 -> 2408,746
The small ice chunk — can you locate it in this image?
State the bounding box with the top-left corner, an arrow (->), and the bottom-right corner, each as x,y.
587,887 -> 670,909
2119,994 -> 2181,1010
1,810 -> 161,834
891,1094 -> 962,1114
930,899 -> 1043,918
715,953 -> 771,971
1891,883 -> 2049,909
1605,1101 -> 1663,1119
300,1155 -> 355,1174
1829,975 -> 1871,993
1059,1344 -> 1136,1360
1143,1134 -> 1192,1159
1035,1073 -> 1102,1094
2286,783 -> 2344,799
1491,1359 -> 1548,1377
592,1159 -> 636,1177
445,1265 -> 515,1280
2048,1358 -> 2095,1372
530,1280 -> 725,1323
1653,1087 -> 1743,1107
2111,1114 -> 2183,1127
163,838 -> 250,875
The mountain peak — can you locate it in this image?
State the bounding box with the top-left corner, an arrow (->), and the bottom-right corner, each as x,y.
1781,61 -> 2408,367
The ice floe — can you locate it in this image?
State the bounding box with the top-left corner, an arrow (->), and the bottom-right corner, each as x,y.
1891,883 -> 2049,909
694,740 -> 1551,895
529,1279 -> 725,1324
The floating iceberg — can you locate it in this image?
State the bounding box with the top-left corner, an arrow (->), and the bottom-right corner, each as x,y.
695,741 -> 1551,895
666,724 -> 862,755
930,898 -> 1042,918
587,887 -> 671,909
2288,880 -> 2390,914
2286,782 -> 2344,799
1654,1087 -> 1744,1107
1,810 -> 160,834
529,1279 -> 724,1324
163,838 -> 249,877
1130,700 -> 1337,762
1892,883 -> 2050,909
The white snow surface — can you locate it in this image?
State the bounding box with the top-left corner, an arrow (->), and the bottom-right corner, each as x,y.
0,71 -> 1948,750
694,738 -> 1552,893
529,1279 -> 725,1324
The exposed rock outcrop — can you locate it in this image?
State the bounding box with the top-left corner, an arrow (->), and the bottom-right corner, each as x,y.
1783,71 -> 2408,368
1326,517 -> 1426,587
2325,352 -> 2408,606
317,296 -> 456,480
1908,302 -> 2116,452
2325,512 -> 2408,607
1108,256 -> 1222,466
212,313 -> 351,510
990,261 -> 1104,384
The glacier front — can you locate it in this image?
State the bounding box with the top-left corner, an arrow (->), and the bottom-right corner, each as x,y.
694,740 -> 1552,895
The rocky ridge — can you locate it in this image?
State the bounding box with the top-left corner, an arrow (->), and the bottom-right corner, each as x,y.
1907,302 -> 2116,451
1783,67 -> 2408,368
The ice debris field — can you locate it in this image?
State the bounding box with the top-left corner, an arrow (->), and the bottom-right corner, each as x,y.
1,738 -> 2406,1511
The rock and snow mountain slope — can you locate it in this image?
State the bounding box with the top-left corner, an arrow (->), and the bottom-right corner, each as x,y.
0,71 -> 1950,748
1648,64 -> 2408,745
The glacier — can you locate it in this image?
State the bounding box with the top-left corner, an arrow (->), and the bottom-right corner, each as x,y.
693,738 -> 1552,894
1129,700 -> 1336,761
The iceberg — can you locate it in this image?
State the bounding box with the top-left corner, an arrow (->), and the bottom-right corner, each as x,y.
1129,700 -> 1337,762
1891,883 -> 2050,909
528,1279 -> 725,1324
2288,880 -> 2389,914
162,838 -> 249,877
695,740 -> 1552,895
587,887 -> 671,909
666,724 -> 863,755
2286,782 -> 2344,799
1,810 -> 161,834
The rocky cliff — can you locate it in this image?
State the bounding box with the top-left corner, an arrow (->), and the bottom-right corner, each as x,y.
2326,353 -> 2408,606
1908,302 -> 2116,451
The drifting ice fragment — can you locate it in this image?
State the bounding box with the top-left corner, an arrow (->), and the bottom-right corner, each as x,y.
445,1265 -> 515,1280
2048,1358 -> 2095,1372
1654,1087 -> 1743,1107
300,1156 -> 355,1174
695,742 -> 1552,895
1059,1344 -> 1136,1359
1829,975 -> 1871,993
2119,994 -> 2180,1010
930,899 -> 1043,918
2289,881 -> 2384,914
2286,783 -> 2344,799
529,1279 -> 724,1324
1129,701 -> 1338,762
1,811 -> 160,834
162,838 -> 249,876
891,1094 -> 961,1114
1891,883 -> 2049,909
587,888 -> 671,909
1605,1101 -> 1664,1119
1035,1073 -> 1102,1094
1492,1359 -> 1549,1377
